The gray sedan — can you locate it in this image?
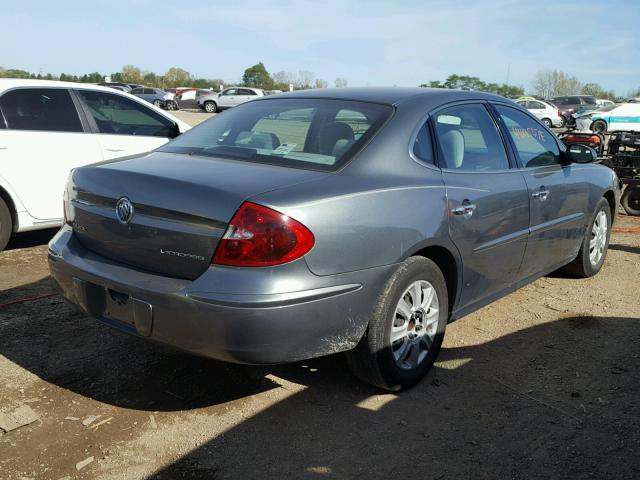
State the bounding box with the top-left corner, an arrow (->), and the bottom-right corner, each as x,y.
48,88 -> 620,390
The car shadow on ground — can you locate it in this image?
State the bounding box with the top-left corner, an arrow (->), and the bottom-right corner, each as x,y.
1,280 -> 639,478
4,228 -> 58,251
609,243 -> 640,255
143,314 -> 640,479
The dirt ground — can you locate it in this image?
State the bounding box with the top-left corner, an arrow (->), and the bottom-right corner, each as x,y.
1,110 -> 639,479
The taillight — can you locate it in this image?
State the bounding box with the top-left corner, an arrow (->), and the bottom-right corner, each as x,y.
63,174 -> 74,226
213,202 -> 315,267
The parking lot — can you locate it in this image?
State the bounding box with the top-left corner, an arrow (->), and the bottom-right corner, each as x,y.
1,110 -> 639,480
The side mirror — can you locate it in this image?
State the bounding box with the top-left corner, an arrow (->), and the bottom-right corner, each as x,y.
566,144 -> 597,164
168,122 -> 181,139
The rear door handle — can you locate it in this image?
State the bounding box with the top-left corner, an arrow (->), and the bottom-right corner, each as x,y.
105,148 -> 125,152
532,187 -> 550,201
452,200 -> 476,219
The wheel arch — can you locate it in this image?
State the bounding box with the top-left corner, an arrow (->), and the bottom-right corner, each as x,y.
0,185 -> 17,231
603,189 -> 617,224
408,244 -> 460,317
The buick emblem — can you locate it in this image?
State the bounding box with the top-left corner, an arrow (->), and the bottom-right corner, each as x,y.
116,197 -> 135,224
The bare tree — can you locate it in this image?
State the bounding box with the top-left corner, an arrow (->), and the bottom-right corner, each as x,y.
296,70 -> 315,89
531,69 -> 583,98
314,78 -> 328,89
334,77 -> 348,88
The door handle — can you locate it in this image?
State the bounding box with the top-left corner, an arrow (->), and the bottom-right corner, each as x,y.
0,147 -> 7,150
452,200 -> 476,219
532,187 -> 550,201
105,148 -> 125,152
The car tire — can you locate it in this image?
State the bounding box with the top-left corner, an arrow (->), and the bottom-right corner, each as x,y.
0,197 -> 12,253
563,198 -> 611,278
346,256 -> 448,391
542,118 -> 552,128
591,120 -> 607,134
621,186 -> 640,216
559,115 -> 567,128
167,101 -> 178,111
204,101 -> 217,113
153,99 -> 162,107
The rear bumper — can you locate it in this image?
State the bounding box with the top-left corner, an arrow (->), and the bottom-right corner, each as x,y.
48,227 -> 392,364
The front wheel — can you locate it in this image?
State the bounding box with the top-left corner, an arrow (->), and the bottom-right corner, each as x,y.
0,197 -> 12,252
542,118 -> 552,128
204,101 -> 217,113
559,115 -> 567,128
153,99 -> 162,107
563,198 -> 611,277
346,256 -> 448,391
621,186 -> 640,216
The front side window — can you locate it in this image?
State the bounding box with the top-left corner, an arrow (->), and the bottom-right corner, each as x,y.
432,104 -> 509,171
77,90 -> 175,137
0,88 -> 82,132
495,105 -> 560,168
160,98 -> 392,171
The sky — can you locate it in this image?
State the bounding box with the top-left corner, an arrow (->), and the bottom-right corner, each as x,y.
2,0 -> 639,94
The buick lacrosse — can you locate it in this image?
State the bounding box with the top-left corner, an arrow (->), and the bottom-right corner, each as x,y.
49,88 -> 619,390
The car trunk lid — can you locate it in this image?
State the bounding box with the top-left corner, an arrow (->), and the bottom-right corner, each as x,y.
69,151 -> 327,280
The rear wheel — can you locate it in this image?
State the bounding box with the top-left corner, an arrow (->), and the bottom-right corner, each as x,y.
591,120 -> 607,134
621,186 -> 640,216
204,101 -> 217,113
0,197 -> 12,252
542,118 -> 552,128
346,256 -> 448,391
563,198 -> 611,277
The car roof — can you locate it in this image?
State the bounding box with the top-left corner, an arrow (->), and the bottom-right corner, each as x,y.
260,87 -> 510,107
0,78 -> 134,94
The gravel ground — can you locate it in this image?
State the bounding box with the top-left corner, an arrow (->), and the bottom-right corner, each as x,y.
1,110 -> 638,479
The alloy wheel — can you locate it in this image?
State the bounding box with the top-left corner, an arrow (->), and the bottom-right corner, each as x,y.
391,280 -> 439,370
589,210 -> 608,266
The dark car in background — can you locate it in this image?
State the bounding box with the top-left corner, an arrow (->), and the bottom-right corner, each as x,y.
550,95 -> 598,127
49,88 -> 619,391
130,87 -> 176,110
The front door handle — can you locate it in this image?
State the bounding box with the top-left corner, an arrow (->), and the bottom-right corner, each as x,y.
532,187 -> 550,201
105,148 -> 125,153
452,200 -> 476,219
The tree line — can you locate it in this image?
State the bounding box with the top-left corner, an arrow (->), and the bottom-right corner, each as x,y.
1,64 -> 635,99
0,63 -> 348,91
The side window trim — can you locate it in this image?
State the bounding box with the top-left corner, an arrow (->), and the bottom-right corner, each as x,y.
429,100 -> 516,172
408,112 -> 438,169
491,102 -> 563,170
73,89 -> 101,134
67,89 -> 93,133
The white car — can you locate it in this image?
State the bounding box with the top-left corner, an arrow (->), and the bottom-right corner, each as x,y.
0,79 -> 190,251
197,87 -> 264,113
515,99 -> 563,128
575,103 -> 640,133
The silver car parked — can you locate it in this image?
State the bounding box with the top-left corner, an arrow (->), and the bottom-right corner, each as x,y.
49,88 -> 620,391
198,87 -> 264,113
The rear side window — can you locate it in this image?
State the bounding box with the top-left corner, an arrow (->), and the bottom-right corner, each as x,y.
0,88 -> 82,132
495,105 -> 560,168
160,98 -> 392,171
432,104 -> 509,171
76,90 -> 175,137
582,96 -> 597,105
412,121 -> 433,164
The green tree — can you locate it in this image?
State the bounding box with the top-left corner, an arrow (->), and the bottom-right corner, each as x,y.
242,62 -> 272,89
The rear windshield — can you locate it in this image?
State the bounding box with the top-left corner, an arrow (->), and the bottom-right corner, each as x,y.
159,98 -> 393,171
